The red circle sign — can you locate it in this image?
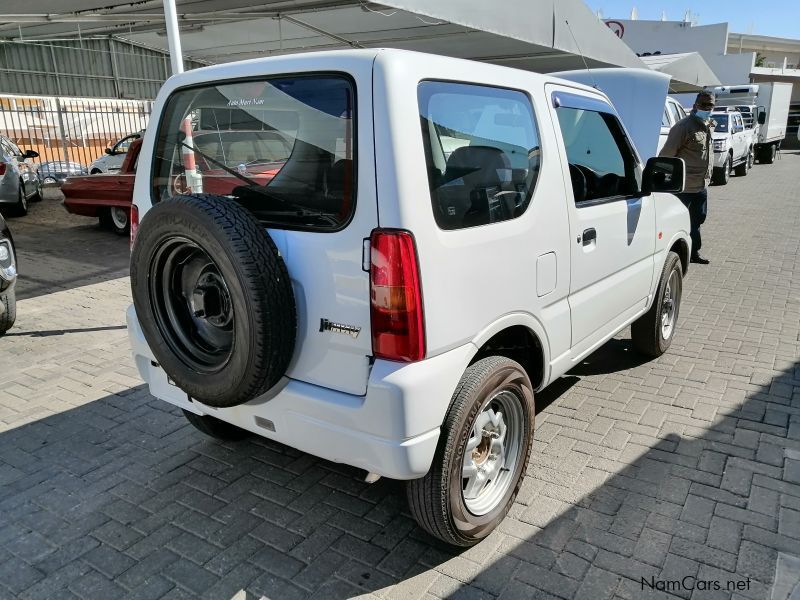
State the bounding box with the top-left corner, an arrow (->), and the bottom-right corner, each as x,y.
605,20 -> 625,38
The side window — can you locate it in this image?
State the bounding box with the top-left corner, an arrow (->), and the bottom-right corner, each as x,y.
114,134 -> 139,154
555,105 -> 640,204
661,108 -> 671,128
418,81 -> 542,231
668,102 -> 683,125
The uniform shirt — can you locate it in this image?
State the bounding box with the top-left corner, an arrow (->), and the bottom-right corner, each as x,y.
659,113 -> 714,193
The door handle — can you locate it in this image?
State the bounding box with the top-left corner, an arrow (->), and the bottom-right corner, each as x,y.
582,228 -> 596,246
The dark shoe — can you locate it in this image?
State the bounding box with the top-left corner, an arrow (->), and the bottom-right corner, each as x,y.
691,254 -> 710,265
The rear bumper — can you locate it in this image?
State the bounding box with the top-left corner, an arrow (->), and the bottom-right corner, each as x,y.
127,304 -> 473,479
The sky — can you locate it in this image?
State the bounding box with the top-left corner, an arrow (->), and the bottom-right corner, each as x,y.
583,1 -> 800,39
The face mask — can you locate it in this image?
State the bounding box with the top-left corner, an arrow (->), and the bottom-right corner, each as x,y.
695,110 -> 711,119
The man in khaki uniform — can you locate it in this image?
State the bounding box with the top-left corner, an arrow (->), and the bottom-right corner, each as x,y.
659,91 -> 715,264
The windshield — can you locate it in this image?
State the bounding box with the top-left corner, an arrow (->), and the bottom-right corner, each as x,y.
152,75 -> 355,231
711,114 -> 728,132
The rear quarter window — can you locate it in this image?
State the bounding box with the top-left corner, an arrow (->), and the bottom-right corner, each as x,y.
152,74 -> 355,231
418,81 -> 542,231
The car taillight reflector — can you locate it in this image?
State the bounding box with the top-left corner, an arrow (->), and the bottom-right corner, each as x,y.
130,205 -> 139,250
370,229 -> 425,362
0,164 -> 5,176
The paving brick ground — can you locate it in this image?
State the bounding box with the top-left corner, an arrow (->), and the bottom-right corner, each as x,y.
1,153 -> 799,600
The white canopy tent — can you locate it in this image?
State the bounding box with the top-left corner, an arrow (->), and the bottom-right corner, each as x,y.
639,52 -> 721,92
2,0 -> 645,75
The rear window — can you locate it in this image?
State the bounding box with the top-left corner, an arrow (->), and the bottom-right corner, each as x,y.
152,74 -> 355,231
418,81 -> 541,230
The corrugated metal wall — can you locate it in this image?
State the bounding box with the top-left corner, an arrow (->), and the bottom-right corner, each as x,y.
0,38 -> 206,100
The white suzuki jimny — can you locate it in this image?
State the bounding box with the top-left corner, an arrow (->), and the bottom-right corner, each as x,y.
128,49 -> 690,546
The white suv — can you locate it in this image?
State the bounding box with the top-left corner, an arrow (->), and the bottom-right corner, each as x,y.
127,49 -> 691,546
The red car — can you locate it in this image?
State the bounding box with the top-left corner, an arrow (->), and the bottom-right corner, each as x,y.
62,131 -> 288,235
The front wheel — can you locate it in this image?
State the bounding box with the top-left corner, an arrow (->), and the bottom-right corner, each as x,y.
406,356 -> 534,546
631,251 -> 683,358
0,288 -> 16,336
712,157 -> 730,185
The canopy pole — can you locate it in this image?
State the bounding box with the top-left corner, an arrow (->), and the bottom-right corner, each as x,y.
162,0 -> 184,74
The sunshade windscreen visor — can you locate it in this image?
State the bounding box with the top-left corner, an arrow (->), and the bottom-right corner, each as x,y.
151,75 -> 355,230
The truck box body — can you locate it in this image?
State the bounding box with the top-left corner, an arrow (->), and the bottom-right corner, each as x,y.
709,83 -> 793,146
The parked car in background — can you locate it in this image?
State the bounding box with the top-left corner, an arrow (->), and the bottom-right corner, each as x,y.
0,134 -> 40,217
0,212 -> 17,335
62,139 -> 142,235
89,130 -> 144,174
37,161 -> 89,185
127,49 -> 691,547
710,109 -> 753,185
658,96 -> 688,154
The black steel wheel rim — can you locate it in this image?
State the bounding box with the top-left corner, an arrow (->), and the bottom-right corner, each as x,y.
149,236 -> 235,373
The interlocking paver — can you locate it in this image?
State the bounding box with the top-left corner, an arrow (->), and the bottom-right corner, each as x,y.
2,157 -> 800,599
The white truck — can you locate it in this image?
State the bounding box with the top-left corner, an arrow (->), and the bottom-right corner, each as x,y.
709,108 -> 754,184
127,49 -> 691,546
707,83 -> 793,164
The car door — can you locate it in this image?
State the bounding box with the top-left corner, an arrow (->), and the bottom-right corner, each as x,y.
547,86 -> 656,352
733,114 -> 746,161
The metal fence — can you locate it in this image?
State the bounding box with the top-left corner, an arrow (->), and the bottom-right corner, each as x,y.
0,94 -> 153,169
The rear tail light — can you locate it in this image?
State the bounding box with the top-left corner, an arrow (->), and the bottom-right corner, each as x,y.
0,163 -> 6,176
130,205 -> 139,250
369,229 -> 425,362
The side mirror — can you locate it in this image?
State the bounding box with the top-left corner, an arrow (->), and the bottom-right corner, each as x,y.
642,156 -> 685,195
757,110 -> 766,125
22,149 -> 39,159
105,148 -> 114,156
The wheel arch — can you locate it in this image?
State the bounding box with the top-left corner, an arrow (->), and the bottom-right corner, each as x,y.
468,315 -> 549,391
670,237 -> 690,274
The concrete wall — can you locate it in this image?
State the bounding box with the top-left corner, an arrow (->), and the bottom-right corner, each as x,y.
602,19 -> 728,57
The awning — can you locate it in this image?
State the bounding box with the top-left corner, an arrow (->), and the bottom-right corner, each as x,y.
640,52 -> 721,92
2,0 -> 645,72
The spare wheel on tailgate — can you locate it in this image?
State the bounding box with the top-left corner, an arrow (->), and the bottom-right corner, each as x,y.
130,194 -> 296,408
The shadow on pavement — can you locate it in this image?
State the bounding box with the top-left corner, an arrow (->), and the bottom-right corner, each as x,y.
1,349 -> 797,599
4,325 -> 128,338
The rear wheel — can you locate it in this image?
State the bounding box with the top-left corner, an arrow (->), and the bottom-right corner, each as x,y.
183,410 -> 250,441
734,152 -> 750,176
631,251 -> 683,358
99,206 -> 130,235
407,356 -> 534,546
762,144 -> 777,164
0,288 -> 16,336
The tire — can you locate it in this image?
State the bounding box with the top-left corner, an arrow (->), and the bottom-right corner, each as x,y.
10,185 -> 28,217
130,194 -> 296,408
99,207 -> 129,235
712,157 -> 730,185
0,288 -> 16,336
762,144 -> 777,165
406,356 -> 535,546
90,169 -> 102,175
734,152 -> 749,177
631,251 -> 683,358
183,410 -> 250,441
